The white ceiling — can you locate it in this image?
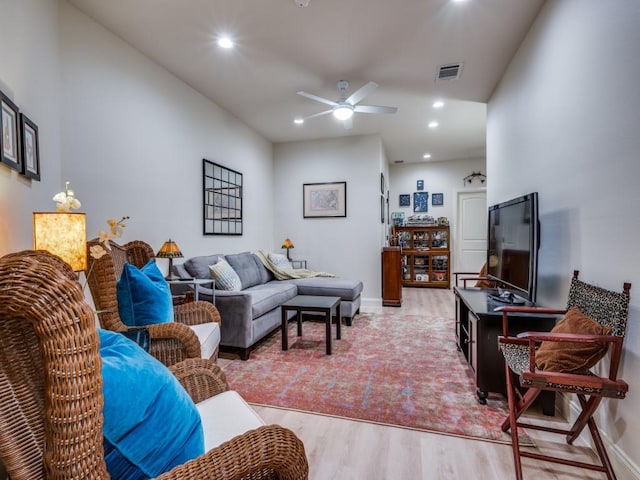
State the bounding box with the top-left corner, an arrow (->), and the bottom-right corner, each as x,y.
67,0 -> 544,164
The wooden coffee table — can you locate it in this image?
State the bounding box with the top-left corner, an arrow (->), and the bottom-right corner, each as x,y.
281,295 -> 341,355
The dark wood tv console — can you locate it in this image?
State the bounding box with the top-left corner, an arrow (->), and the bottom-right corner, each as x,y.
454,286 -> 558,414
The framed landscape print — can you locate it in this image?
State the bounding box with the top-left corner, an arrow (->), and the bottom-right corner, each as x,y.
414,192 -> 428,212
399,194 -> 410,207
432,193 -> 443,206
1,91 -> 21,172
20,113 -> 40,181
303,181 -> 346,218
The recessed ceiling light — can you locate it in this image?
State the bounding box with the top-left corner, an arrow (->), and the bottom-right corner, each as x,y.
428,121 -> 439,128
294,118 -> 304,125
217,36 -> 234,49
423,153 -> 432,159
432,101 -> 444,109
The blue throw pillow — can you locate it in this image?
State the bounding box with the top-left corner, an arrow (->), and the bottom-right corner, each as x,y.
117,260 -> 174,326
99,329 -> 204,479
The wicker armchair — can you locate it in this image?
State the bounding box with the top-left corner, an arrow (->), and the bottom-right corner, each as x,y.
0,250 -> 308,480
85,239 -> 221,366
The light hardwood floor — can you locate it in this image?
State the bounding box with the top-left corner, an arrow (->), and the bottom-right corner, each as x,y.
221,288 -> 617,480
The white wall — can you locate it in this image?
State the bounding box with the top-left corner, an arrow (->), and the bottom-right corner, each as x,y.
273,135 -> 385,303
389,157 -> 486,270
0,0 -> 62,255
59,2 -> 275,267
488,1 -> 640,477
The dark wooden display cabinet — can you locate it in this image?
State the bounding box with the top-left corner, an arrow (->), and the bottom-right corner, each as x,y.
454,286 -> 558,413
392,225 -> 450,288
381,247 -> 402,306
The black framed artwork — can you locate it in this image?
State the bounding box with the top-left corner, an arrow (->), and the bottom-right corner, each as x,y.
0,90 -> 21,172
20,113 -> 40,181
432,193 -> 443,206
303,181 -> 347,218
380,172 -> 385,194
399,194 -> 410,207
416,179 -> 424,191
203,159 -> 243,235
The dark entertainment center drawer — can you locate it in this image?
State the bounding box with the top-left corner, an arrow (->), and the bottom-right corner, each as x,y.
454,287 -> 558,411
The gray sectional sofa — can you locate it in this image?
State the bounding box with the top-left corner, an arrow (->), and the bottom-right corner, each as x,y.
173,251 -> 363,360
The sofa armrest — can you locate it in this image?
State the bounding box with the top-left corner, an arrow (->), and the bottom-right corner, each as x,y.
212,290 -> 254,348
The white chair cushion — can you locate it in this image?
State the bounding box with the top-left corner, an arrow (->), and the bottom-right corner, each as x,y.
196,390 -> 265,451
189,322 -> 220,360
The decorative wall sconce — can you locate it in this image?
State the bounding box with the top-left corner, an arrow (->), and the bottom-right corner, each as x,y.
463,171 -> 486,186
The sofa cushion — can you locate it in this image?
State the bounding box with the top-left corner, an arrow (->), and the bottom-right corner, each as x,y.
226,252 -> 264,289
197,390 -> 264,452
246,282 -> 298,318
209,260 -> 242,291
184,255 -> 223,279
99,329 -> 204,479
283,277 -> 363,301
117,260 -> 174,327
252,253 -> 274,284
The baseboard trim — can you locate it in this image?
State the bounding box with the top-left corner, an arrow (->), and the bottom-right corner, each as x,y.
563,393 -> 640,479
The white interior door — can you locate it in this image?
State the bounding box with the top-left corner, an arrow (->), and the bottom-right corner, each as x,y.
455,189 -> 487,274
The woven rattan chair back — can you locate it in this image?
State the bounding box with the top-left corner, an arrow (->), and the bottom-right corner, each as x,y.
0,251 -> 108,480
85,239 -> 155,333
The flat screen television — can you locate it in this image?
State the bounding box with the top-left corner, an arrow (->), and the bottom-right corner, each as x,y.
487,192 -> 540,302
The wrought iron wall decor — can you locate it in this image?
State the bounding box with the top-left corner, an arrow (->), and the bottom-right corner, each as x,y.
203,159 -> 243,235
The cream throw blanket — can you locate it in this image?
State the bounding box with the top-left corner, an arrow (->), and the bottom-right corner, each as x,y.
255,250 -> 336,280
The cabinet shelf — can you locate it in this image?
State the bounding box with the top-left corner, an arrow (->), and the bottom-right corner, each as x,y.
393,225 -> 450,288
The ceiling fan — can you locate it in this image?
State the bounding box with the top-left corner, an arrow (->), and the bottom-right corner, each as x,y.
297,80 -> 398,129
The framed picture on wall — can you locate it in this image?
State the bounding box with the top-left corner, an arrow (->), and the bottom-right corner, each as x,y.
0,90 -> 21,172
399,194 -> 410,207
414,192 -> 428,212
20,113 -> 40,181
416,179 -> 424,190
303,181 -> 347,218
432,193 -> 443,206
380,172 -> 385,194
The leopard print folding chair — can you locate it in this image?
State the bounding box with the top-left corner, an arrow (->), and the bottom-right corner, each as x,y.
498,270 -> 631,480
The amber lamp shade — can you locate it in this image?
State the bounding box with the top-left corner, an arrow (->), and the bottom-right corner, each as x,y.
156,239 -> 184,280
33,212 -> 87,272
281,238 -> 294,261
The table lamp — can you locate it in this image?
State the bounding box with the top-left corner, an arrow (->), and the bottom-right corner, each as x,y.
33,212 -> 87,272
156,239 -> 183,280
281,238 -> 294,261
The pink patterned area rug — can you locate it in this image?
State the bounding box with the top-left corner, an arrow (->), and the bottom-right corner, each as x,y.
224,309 -> 526,444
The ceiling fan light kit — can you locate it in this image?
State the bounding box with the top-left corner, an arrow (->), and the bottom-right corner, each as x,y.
333,104 -> 354,121
297,80 -> 397,129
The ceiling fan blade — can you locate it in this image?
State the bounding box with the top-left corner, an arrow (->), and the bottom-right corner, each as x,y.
354,105 -> 398,114
303,109 -> 333,120
343,117 -> 353,130
297,91 -> 338,107
345,81 -> 378,105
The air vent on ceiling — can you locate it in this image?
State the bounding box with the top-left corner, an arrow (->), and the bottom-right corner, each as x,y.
394,160 -> 404,164
436,63 -> 463,82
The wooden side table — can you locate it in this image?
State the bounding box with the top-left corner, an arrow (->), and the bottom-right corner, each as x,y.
281,295 -> 341,355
